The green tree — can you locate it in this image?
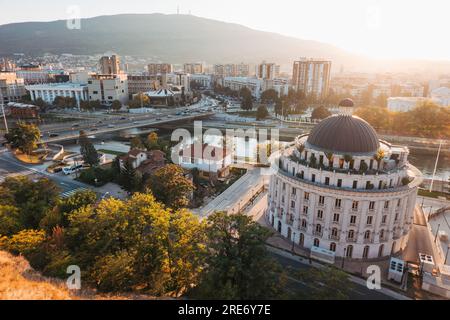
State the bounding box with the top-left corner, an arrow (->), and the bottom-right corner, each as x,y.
256,105 -> 269,120
111,100 -> 122,112
374,149 -> 385,170
192,212 -> 285,300
0,205 -> 21,236
119,159 -> 142,195
4,121 -> 41,155
311,106 -> 332,120
79,130 -> 99,167
241,94 -> 253,111
130,136 -> 145,150
261,89 -> 279,103
146,164 -> 194,210
6,229 -> 47,256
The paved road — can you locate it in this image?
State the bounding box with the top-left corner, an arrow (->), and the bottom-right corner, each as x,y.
271,252 -> 396,300
0,152 -> 92,196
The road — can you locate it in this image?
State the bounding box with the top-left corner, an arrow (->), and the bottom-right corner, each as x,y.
0,151 -> 92,197
270,251 -> 397,300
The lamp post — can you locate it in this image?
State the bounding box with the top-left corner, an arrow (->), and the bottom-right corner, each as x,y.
445,244 -> 450,265
341,248 -> 347,269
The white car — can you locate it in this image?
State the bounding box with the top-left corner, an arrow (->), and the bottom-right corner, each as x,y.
62,164 -> 83,175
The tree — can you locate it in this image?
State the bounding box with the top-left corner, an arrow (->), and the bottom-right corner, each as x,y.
111,100 -> 122,112
6,229 -> 47,256
0,205 -> 21,236
373,149 -> 385,170
130,136 -> 145,150
4,121 -> 41,155
128,93 -> 150,109
261,89 -> 279,103
146,132 -> 160,150
119,159 -> 142,195
293,266 -> 354,300
192,212 -> 285,300
1,176 -> 60,230
146,164 -> 194,210
79,130 -> 99,167
256,105 -> 269,120
311,106 -> 332,120
241,94 -> 253,111
274,99 -> 284,116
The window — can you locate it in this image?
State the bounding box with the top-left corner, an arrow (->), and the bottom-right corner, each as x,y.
311,174 -> 316,183
303,206 -> 309,215
369,201 -> 375,210
395,212 -> 399,221
397,199 -> 401,207
318,196 -> 325,205
331,228 -> 339,237
333,213 -> 340,223
367,216 -> 373,225
348,230 -> 355,239
335,199 -> 342,208
337,179 -> 343,187
301,219 -> 307,229
317,210 -> 323,220
350,215 -> 357,225
299,171 -> 304,179
378,181 -> 383,189
304,192 -> 310,201
330,243 -> 336,252
382,215 -> 387,224
352,181 -> 358,189
384,201 -> 390,209
281,196 -> 285,204
352,201 -> 359,210
364,230 -> 371,240
291,201 -> 296,208
292,188 -> 297,195
316,224 -> 322,233
325,177 -> 330,186
282,183 -> 286,191
363,246 -> 370,259
380,229 -> 385,239
93,91 -> 98,94
313,238 -> 320,247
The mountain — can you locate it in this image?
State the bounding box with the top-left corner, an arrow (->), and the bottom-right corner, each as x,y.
0,13 -> 449,73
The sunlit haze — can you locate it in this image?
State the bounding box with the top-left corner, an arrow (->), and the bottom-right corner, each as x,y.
1,0 -> 449,60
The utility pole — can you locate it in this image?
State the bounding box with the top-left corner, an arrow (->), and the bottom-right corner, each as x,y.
0,90 -> 8,134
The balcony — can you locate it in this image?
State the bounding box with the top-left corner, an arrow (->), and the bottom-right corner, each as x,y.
329,234 -> 340,241
363,238 -> 374,244
298,226 -> 307,232
346,237 -> 357,243
313,230 -> 323,237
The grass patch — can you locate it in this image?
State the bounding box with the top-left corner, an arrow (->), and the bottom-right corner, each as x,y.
98,149 -> 126,156
418,189 -> 450,200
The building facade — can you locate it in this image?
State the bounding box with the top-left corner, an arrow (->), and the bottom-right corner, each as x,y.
190,74 -> 213,89
257,62 -> 280,80
127,75 -> 162,95
292,58 -> 332,98
184,63 -> 204,75
267,105 -> 422,260
26,82 -> 89,106
88,74 -> 128,105
99,55 -> 120,75
0,72 -> 26,104
147,63 -> 173,75
222,77 -> 263,98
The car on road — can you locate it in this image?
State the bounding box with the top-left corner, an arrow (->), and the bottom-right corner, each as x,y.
107,124 -> 115,128
62,164 -> 83,175
49,133 -> 59,138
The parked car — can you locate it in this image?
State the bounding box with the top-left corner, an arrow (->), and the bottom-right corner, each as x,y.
62,164 -> 83,175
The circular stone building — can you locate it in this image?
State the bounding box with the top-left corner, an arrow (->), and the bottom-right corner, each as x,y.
267,108 -> 423,260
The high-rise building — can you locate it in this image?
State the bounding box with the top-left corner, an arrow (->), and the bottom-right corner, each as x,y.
0,72 -> 26,104
292,58 -> 332,98
147,63 -> 173,75
99,55 -> 120,75
257,62 -> 280,80
214,63 -> 250,77
183,63 -> 204,75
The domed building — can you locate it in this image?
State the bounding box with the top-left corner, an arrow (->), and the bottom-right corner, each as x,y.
267,103 -> 423,260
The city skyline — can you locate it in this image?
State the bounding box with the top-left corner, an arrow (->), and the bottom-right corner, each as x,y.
1,0 -> 449,61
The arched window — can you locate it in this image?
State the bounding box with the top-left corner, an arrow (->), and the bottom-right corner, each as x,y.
332,228 -> 338,237
313,238 -> 320,247
364,230 -> 371,240
330,242 -> 336,252
346,245 -> 353,258
348,230 -> 355,239
363,246 -> 370,259
301,219 -> 307,229
299,233 -> 305,246
380,229 -> 385,239
287,227 -> 292,241
316,224 -> 322,233
378,244 -> 384,258
277,221 -> 282,233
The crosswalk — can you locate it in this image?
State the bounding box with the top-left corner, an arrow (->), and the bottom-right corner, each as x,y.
60,187 -> 90,199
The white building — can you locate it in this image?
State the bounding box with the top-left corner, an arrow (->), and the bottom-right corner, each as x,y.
430,87 -> 450,107
176,143 -> 233,179
190,74 -> 213,89
387,97 -> 429,112
223,77 -> 263,98
267,106 -> 422,260
88,74 -> 128,105
26,82 -> 89,107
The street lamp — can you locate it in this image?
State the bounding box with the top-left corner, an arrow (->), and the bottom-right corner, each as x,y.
445,244 -> 450,265
341,248 -> 347,269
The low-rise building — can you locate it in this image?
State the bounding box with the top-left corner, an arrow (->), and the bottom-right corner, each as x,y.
26,82 -> 89,106
7,102 -> 39,119
176,143 -> 233,179
387,97 -> 429,112
119,149 -> 166,176
190,74 -> 213,89
223,77 -> 263,98
127,75 -> 162,95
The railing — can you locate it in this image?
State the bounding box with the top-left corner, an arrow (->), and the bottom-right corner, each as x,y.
363,238 -> 374,244
329,234 -> 340,241
313,230 -> 323,237
346,237 -> 358,243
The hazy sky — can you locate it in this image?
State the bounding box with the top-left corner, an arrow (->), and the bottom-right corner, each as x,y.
1,0 -> 449,60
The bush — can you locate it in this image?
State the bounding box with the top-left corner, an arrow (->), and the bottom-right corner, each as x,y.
78,167 -> 113,186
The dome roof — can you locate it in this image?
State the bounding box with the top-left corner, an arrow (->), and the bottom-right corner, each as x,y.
307,115 -> 380,154
338,98 -> 355,107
